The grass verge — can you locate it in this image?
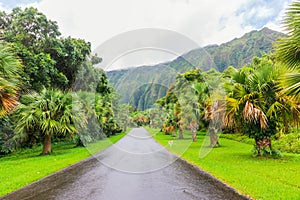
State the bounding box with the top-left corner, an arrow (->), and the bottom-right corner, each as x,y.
147,128 -> 300,200
0,132 -> 127,196
220,133 -> 300,154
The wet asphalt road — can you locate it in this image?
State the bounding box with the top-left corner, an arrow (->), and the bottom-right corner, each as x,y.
2,128 -> 248,200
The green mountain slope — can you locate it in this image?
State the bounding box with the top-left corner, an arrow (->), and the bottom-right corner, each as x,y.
107,27 -> 284,110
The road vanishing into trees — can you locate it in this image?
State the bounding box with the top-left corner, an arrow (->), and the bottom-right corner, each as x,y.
2,128 -> 248,200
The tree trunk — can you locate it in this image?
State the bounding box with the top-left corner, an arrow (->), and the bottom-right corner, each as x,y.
255,137 -> 272,155
178,127 -> 183,139
192,130 -> 197,142
42,134 -> 52,155
190,121 -> 197,142
209,127 -> 219,147
172,129 -> 176,137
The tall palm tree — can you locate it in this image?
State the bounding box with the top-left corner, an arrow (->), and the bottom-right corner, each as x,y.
275,1 -> 300,97
14,88 -> 86,154
0,44 -> 22,117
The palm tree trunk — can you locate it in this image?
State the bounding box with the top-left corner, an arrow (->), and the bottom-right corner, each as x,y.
209,127 -> 219,147
178,127 -> 183,139
255,137 -> 272,155
172,129 -> 176,137
42,134 -> 52,155
192,130 -> 197,142
190,121 -> 197,142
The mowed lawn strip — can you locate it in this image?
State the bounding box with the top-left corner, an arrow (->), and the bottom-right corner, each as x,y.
147,128 -> 300,200
0,132 -> 127,196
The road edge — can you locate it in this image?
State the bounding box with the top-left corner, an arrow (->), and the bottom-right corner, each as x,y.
0,133 -> 127,200
150,132 -> 252,200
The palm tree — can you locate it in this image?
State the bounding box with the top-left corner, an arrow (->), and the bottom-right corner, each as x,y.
75,91 -> 104,146
225,56 -> 300,155
276,1 -> 300,68
116,104 -> 133,131
14,88 -> 86,154
0,44 -> 22,117
155,85 -> 181,136
275,1 -> 300,97
175,69 -> 206,142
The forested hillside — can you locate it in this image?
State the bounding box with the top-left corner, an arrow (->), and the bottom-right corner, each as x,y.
107,27 -> 284,110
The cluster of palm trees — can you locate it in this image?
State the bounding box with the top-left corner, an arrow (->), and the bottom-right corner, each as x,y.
155,1 -> 300,156
156,69 -> 210,142
2,1 -> 300,156
157,53 -> 300,155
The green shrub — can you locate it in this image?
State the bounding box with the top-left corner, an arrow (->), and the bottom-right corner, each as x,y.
222,132 -> 300,154
273,132 -> 300,154
252,145 -> 283,158
74,135 -> 93,147
0,116 -> 15,155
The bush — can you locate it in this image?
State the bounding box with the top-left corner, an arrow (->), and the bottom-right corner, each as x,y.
273,132 -> 300,154
74,135 -> 93,147
252,145 -> 283,158
0,116 -> 15,155
222,132 -> 300,154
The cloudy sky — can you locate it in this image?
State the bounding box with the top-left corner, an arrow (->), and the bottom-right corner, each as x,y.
0,0 -> 292,70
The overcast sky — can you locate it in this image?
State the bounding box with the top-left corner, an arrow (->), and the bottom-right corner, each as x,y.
0,0 -> 292,70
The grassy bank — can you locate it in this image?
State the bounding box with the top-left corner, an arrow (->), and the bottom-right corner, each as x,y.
147,128 -> 300,200
0,132 -> 127,196
220,133 -> 300,154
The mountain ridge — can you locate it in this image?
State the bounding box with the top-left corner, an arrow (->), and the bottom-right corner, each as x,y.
107,27 -> 284,110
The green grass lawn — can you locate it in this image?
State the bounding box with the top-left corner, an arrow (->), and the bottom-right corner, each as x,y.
0,132 -> 126,197
147,128 -> 300,200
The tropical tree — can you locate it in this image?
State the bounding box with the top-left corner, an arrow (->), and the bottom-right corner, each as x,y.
155,85 -> 181,137
132,111 -> 150,127
115,104 -> 133,132
0,44 -> 23,117
176,69 -> 208,142
95,94 -> 121,137
225,56 -> 300,155
75,91 -> 103,146
147,107 -> 166,129
156,69 -> 211,142
0,7 -> 91,91
0,7 -> 64,91
14,88 -> 86,154
275,1 -> 300,97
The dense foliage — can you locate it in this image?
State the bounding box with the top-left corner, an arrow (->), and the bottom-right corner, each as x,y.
275,1 -> 300,98
111,1 -> 300,157
156,69 -> 215,142
13,89 -> 85,154
224,56 -> 300,156
0,44 -> 23,117
0,7 -> 119,155
1,1 -> 300,158
155,55 -> 300,156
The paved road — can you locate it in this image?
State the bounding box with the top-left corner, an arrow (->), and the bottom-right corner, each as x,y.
2,128 -> 248,200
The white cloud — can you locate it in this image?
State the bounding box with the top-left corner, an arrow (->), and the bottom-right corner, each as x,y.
25,0 -> 248,47
4,0 -> 290,68
0,2 -> 9,12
